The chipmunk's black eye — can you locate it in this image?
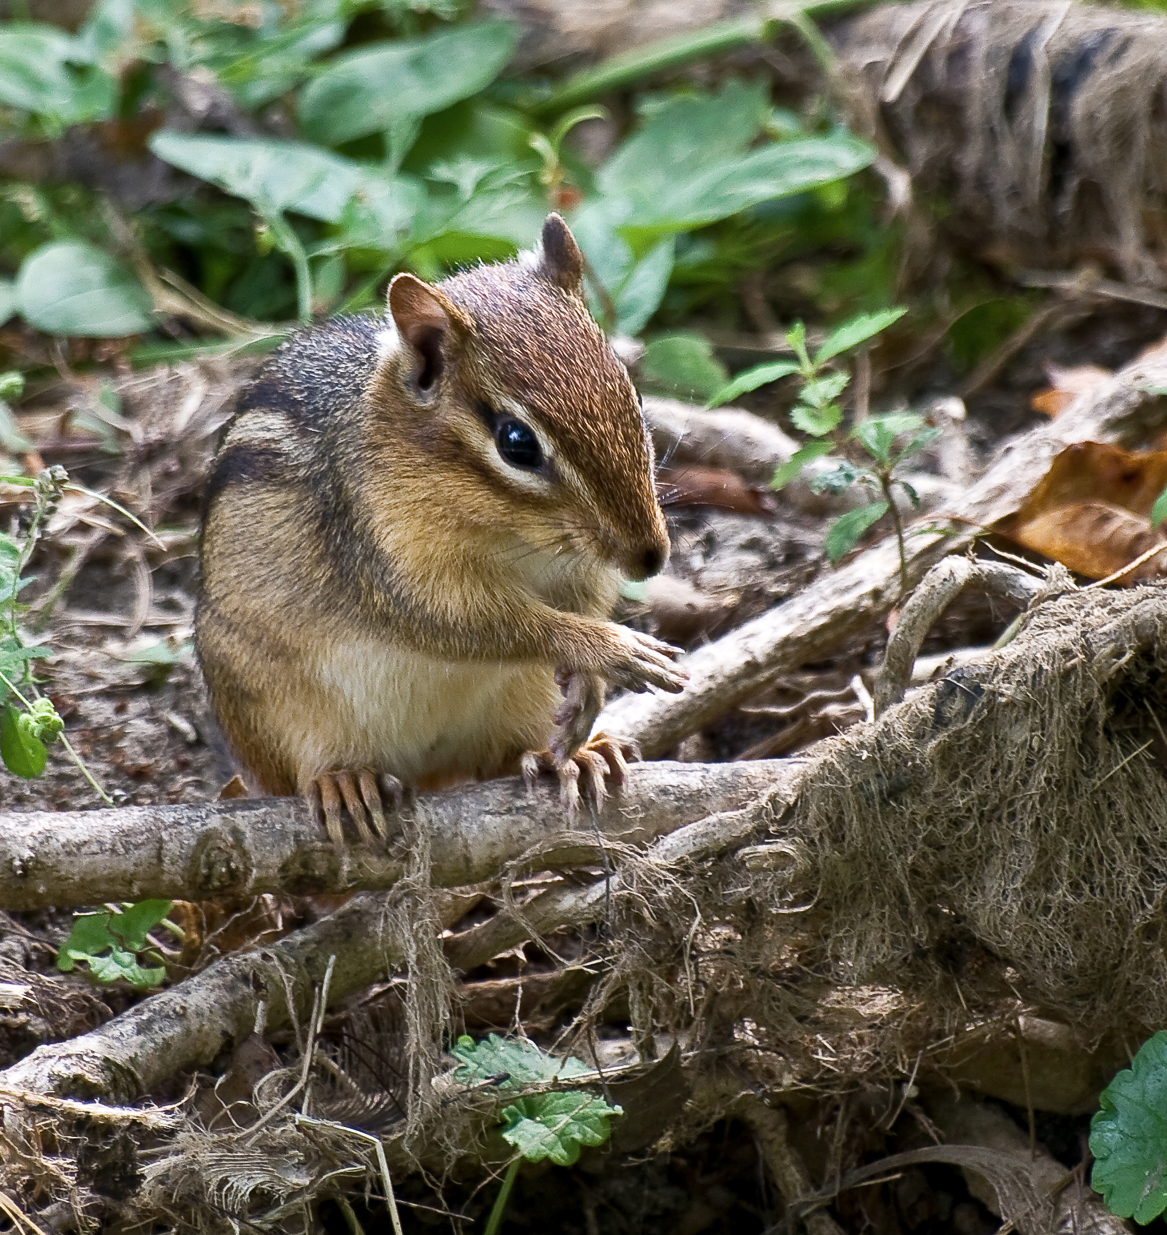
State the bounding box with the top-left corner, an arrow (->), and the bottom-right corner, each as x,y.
495,418 -> 543,470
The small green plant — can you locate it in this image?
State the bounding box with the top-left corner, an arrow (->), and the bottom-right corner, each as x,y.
0,458 -> 68,780
57,899 -> 176,989
708,308 -> 932,586
452,1033 -> 622,1234
1090,1031 -> 1167,1223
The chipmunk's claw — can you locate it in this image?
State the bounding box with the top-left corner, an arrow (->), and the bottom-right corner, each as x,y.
306,768 -> 401,846
522,733 -> 639,815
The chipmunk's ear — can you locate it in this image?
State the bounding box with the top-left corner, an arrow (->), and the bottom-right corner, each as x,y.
386,274 -> 470,394
532,213 -> 584,298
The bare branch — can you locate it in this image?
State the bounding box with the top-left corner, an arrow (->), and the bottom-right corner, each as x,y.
0,759 -> 790,910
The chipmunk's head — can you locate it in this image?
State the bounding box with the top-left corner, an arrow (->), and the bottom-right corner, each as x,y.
369,214 -> 669,587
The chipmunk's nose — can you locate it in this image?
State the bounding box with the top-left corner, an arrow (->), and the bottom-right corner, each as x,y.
624,543 -> 667,580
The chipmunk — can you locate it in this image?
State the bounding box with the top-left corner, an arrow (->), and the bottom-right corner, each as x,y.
196,214 -> 687,844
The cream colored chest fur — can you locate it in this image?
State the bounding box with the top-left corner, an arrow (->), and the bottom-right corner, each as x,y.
274,635 -> 562,787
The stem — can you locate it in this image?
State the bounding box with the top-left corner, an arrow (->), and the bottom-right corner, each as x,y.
880,472 -> 909,593
534,0 -> 869,113
0,667 -> 114,806
483,1158 -> 521,1235
58,735 -> 114,807
267,213 -> 314,324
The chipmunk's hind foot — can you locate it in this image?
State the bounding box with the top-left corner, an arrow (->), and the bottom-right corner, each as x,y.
521,733 -> 639,815
307,768 -> 402,846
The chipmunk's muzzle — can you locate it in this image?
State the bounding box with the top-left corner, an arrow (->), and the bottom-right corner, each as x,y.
621,540 -> 668,581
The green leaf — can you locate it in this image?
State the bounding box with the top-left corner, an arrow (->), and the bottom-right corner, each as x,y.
57,899 -> 173,989
568,200 -> 674,334
1151,484 -> 1167,529
1091,1031 -> 1167,1222
0,704 -> 47,778
149,131 -> 361,222
17,242 -> 153,338
452,1033 -> 589,1086
0,25 -> 113,124
825,501 -> 889,562
813,307 -> 907,365
594,83 -> 873,242
708,360 -> 800,409
851,412 -> 927,467
790,398 -> 842,437
641,334 -> 728,401
772,440 -> 835,489
452,1034 -> 621,1166
810,458 -> 870,495
501,1090 -> 622,1166
299,21 -> 519,148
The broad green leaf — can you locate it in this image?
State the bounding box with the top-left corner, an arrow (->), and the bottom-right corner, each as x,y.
708,360 -> 800,409
57,899 -> 173,989
149,131 -> 361,222
809,458 -> 869,496
641,334 -> 728,401
501,1090 -> 623,1167
825,501 -> 889,562
617,137 -> 876,241
0,26 -> 89,117
1152,484 -> 1167,529
331,169 -> 427,253
568,200 -> 674,333
452,1034 -> 621,1166
598,80 -> 770,205
772,440 -> 835,489
1091,1031 -> 1167,1222
216,20 -> 346,109
452,1033 -> 590,1086
0,704 -> 47,778
299,21 -> 519,147
814,307 -> 908,364
17,242 -> 153,337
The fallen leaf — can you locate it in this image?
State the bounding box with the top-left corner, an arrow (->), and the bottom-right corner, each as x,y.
998,442 -> 1167,581
1005,501 -> 1166,580
657,466 -> 776,516
1030,363 -> 1111,417
1013,441 -> 1167,519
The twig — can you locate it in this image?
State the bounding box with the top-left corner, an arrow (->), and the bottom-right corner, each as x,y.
873,557 -> 1052,715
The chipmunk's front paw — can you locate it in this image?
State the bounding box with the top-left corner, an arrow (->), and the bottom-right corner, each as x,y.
521,732 -> 639,814
603,626 -> 688,694
305,768 -> 402,846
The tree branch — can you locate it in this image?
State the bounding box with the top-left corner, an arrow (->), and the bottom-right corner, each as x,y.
0,760 -> 790,910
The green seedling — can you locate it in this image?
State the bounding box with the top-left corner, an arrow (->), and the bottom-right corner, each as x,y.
58,899 -> 176,990
1091,1031 -> 1167,1223
708,307 -> 931,587
452,1034 -> 622,1234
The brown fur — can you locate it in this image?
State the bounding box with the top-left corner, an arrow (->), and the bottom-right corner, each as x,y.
196,215 -> 678,800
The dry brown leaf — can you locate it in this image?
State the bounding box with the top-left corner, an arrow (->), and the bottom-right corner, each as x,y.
1011,441 -> 1167,519
657,466 -> 776,516
1029,363 -> 1111,417
1005,501 -> 1167,580
997,441 -> 1167,580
